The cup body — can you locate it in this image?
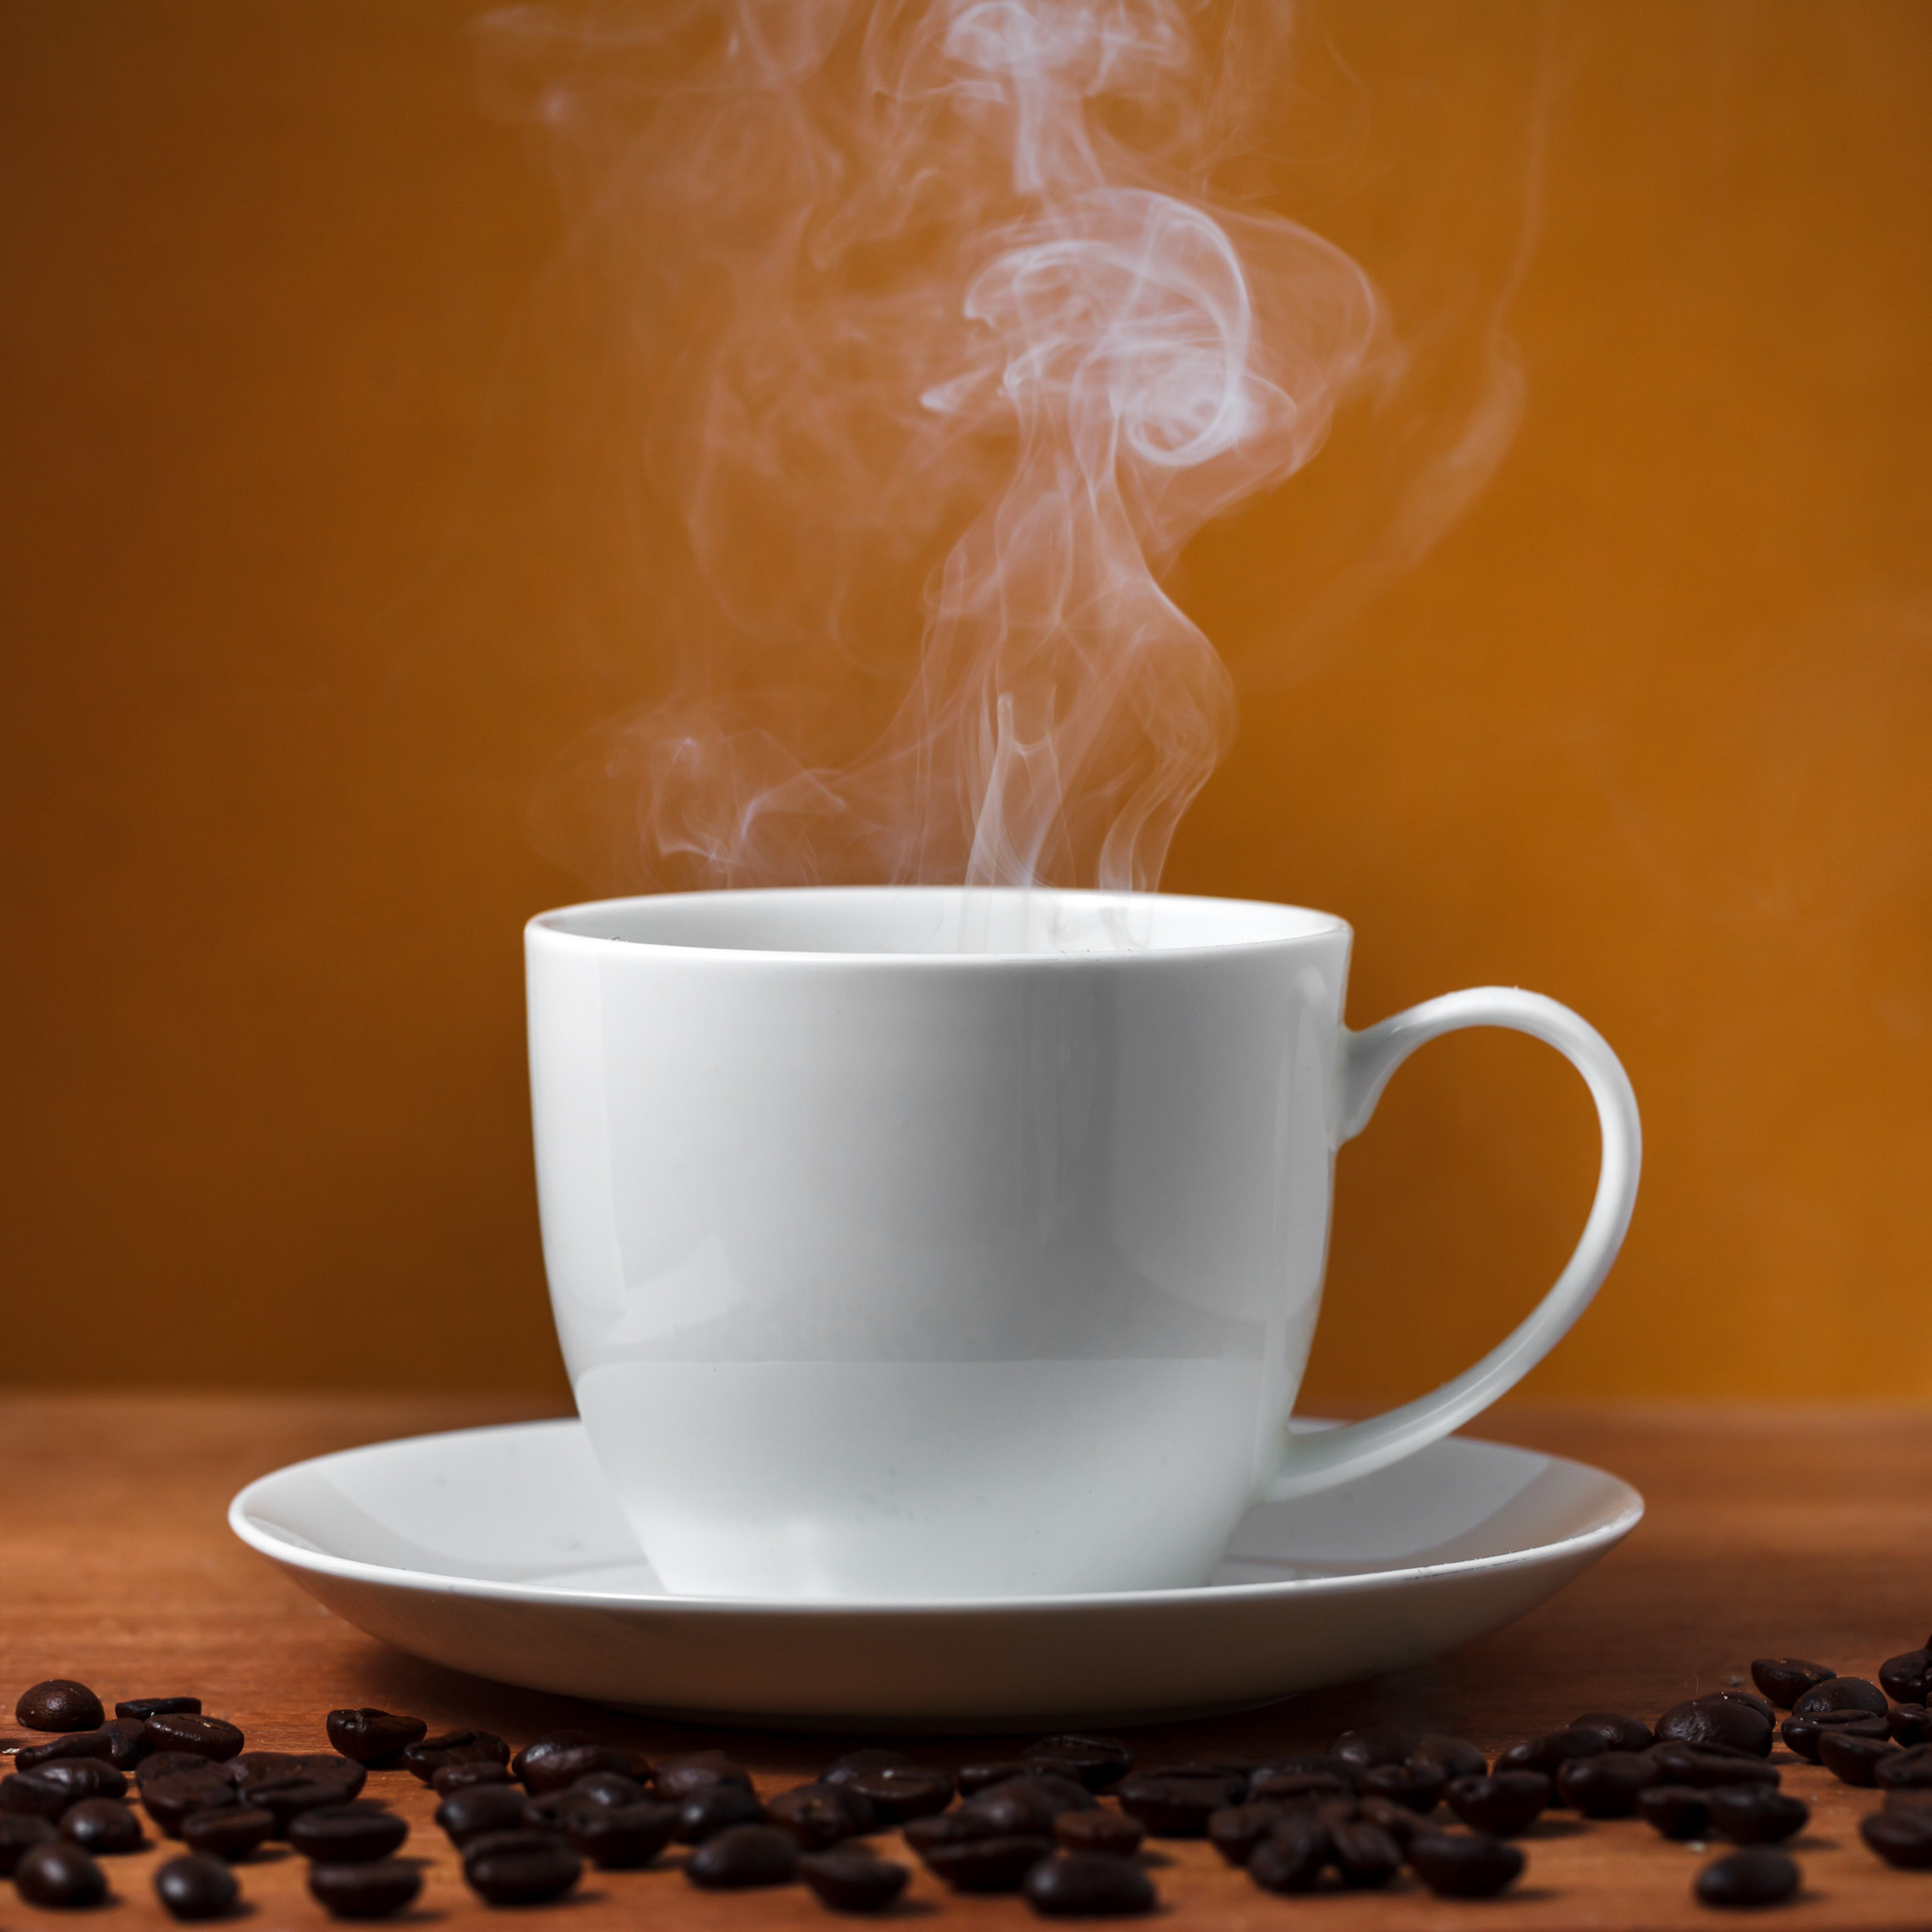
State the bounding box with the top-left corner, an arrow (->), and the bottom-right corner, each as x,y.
526,886 -> 1351,1601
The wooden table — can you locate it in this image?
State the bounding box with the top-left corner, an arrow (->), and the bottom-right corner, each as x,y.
2,1394 -> 1927,1930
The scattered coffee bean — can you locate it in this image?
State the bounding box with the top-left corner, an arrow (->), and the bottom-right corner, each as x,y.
1409,1734 -> 1489,1779
138,1754 -> 236,1789
238,1751 -> 364,1797
1874,1744 -> 1932,1791
17,1730 -> 132,1774
179,1806 -> 275,1863
1640,1784 -> 1712,1840
1410,1829 -> 1525,1897
766,1782 -> 873,1850
1023,1852 -> 1155,1917
1891,1706 -> 1931,1748
1114,1773 -> 1245,1837
1446,1771 -> 1550,1836
1648,1744 -> 1780,1790
1862,1808 -> 1932,1870
1695,1848 -> 1799,1908
1331,1728 -> 1414,1772
958,1760 -> 1033,1795
656,1750 -> 754,1801
1053,1808 -> 1143,1857
1749,1660 -> 1833,1709
462,1829 -> 583,1905
244,1775 -> 368,1834
920,1833 -> 1054,1893
820,1748 -> 912,1787
324,1710 -> 425,1769
1881,1649 -> 1932,1705
1250,1753 -> 1362,1797
1245,1769 -> 1354,1808
153,1852 -> 236,1921
800,1848 -> 910,1913
116,1698 -> 200,1722
675,1780 -> 767,1843
685,1823 -> 800,1890
527,1772 -> 647,1826
513,1735 -> 650,1794
433,1760 -> 511,1796
1558,1750 -> 1660,1818
1207,1803 -> 1289,1867
436,1782 -> 533,1847
1708,1785 -> 1807,1845
1498,1726 -> 1609,1777
839,1764 -> 953,1823
140,1716 -> 242,1764
288,1804 -> 409,1863
965,1776 -> 1094,1836
1360,1795 -> 1423,1846
1780,1709 -> 1889,1761
59,1797 -> 142,1854
1574,1711 -> 1656,1751
564,1799 -> 678,1869
0,1814 -> 58,1875
1793,1675 -> 1889,1718
1246,1815 -> 1330,1895
398,1728 -> 509,1783
1359,1760 -> 1445,1813
1818,1731 -> 1898,1785
309,1858 -> 423,1918
15,1683 -> 104,1735
3,1766 -> 115,1820
1703,1690 -> 1778,1726
14,1840 -> 107,1908
141,1773 -> 243,1837
1657,1699 -> 1773,1758
1022,1736 -> 1134,1793
1330,1819 -> 1403,1888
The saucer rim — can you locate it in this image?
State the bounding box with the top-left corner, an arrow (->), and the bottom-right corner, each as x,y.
228,1417 -> 1645,1618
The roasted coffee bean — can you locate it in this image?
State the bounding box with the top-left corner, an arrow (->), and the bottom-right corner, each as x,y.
1160,1757 -> 1254,1787
140,1716 -> 242,1764
95,1720 -> 154,1769
1246,1815 -> 1330,1895
920,1833 -> 1054,1893
1360,1795 -> 1422,1846
59,1797 -> 142,1855
18,1729 -> 136,1773
244,1776 -> 366,1834
1446,1772 -> 1550,1836
1409,1734 -> 1489,1779
512,1735 -> 649,1794
288,1804 -> 409,1863
820,1748 -> 913,1787
1877,1744 -> 1932,1791
152,1852 -> 236,1921
14,1840 -> 107,1908
1780,1709 -> 1889,1761
1023,1852 -> 1155,1917
685,1823 -> 799,1890
1640,1784 -> 1712,1840
1408,1830 -> 1525,1898
1891,1705 -> 1931,1748
1794,1675 -> 1889,1718
116,1698 -> 200,1722
1648,1744 -> 1780,1790
461,1829 -> 582,1905
1244,1770 -> 1353,1808
1359,1761 -> 1445,1813
138,1753 -> 236,1788
675,1780 -> 767,1844
398,1728 -> 508,1783
1750,1660 -> 1833,1710
766,1782 -> 872,1850
1881,1649 -> 1932,1705
563,1800 -> 678,1870
435,1782 -> 533,1846
178,1806 -> 275,1863
1329,1820 -> 1402,1888
905,1811 -> 1002,1854
0,1814 -> 58,1875
433,1760 -> 511,1796
324,1710 -> 425,1770
1053,1808 -> 1143,1857
1331,1728 -> 1415,1772
4,1766 -> 117,1820
1707,1786 -> 1806,1846
840,1765 -> 953,1823
1657,1699 -> 1773,1758
530,1772 -> 647,1823
799,1849 -> 910,1913
1114,1773 -> 1245,1837
1695,1848 -> 1799,1908
1572,1711 -> 1655,1752
1703,1690 -> 1778,1726
1818,1731 -> 1898,1786
958,1760 -> 1033,1796
1861,1808 -> 1932,1870
1207,1803 -> 1289,1866
140,1774 -> 243,1837
15,1682 -> 103,1735
1022,1735 -> 1134,1793
1558,1750 -> 1659,1818
656,1749 -> 754,1801
1498,1727 -> 1610,1778
966,1776 -> 1094,1836
239,1752 -> 364,1799
309,1858 -> 423,1918
1250,1753 -> 1362,1797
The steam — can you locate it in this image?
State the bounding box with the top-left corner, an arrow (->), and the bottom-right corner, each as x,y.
481,0 -> 1386,897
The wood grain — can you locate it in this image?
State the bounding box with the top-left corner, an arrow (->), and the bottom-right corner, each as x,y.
1,1394 -> 1928,1929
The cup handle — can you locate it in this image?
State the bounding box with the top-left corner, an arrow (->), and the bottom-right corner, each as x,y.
1261,986 -> 1641,1502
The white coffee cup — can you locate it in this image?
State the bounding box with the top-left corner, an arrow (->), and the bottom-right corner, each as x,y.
526,886 -> 1639,1603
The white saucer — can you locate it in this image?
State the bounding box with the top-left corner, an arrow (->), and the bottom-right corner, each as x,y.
230,1420 -> 1640,1734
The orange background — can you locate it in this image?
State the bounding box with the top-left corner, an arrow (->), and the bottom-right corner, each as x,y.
4,2 -> 1928,1404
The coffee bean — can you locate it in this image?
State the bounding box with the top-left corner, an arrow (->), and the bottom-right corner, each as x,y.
965,1776 -> 1094,1836
238,1752 -> 364,1799
525,1772 -> 647,1829
1695,1848 -> 1799,1908
1877,1744 -> 1932,1791
1250,1753 -> 1362,1797
905,1810 -> 1003,1855
179,1806 -> 275,1862
1702,1690 -> 1778,1726
1409,1734 -> 1489,1779
1572,1712 -> 1656,1752
139,1773 -> 241,1837
655,1750 -> 754,1801
15,1683 -> 103,1735
309,1858 -> 423,1918
1053,1808 -> 1143,1857
1330,1819 -> 1403,1889
767,1782 -> 873,1850
1793,1675 -> 1889,1718
1881,1650 -> 1932,1703
4,1765 -> 121,1820
1749,1660 -> 1833,1710
0,1814 -> 57,1875
14,1840 -> 107,1908
436,1782 -> 533,1846
324,1710 -> 426,1770
920,1833 -> 1053,1893
1023,1852 -> 1156,1917
59,1797 -> 142,1854
799,1849 -> 910,1913
1114,1773 -> 1245,1837
1408,1830 -> 1525,1898
958,1760 -> 1033,1795
1498,1727 -> 1609,1777
1022,1736 -> 1134,1793
1206,1803 -> 1290,1867
564,1800 -> 677,1869
1248,1816 -> 1330,1894
1861,1808 -> 1932,1870
288,1804 -> 408,1863
17,1729 -> 131,1774
1640,1785 -> 1711,1840
1818,1731 -> 1898,1785
1359,1795 -> 1423,1846
1445,1772 -> 1550,1836
462,1828 -> 582,1905
140,1716 -> 242,1764
1891,1705 -> 1931,1748
432,1761 -> 510,1796
116,1698 -> 200,1722
1331,1728 -> 1414,1772
1708,1785 -> 1807,1845
153,1852 -> 237,1921
1780,1709 -> 1889,1761
1244,1769 -> 1354,1808
138,1753 -> 237,1788
820,1748 -> 912,1787
1558,1750 -> 1660,1818
675,1780 -> 766,1843
1359,1761 -> 1445,1813
684,1822 -> 799,1890
1657,1699 -> 1773,1758
244,1776 -> 367,1834
1648,1744 -> 1781,1789
398,1728 -> 508,1783
513,1735 -> 650,1794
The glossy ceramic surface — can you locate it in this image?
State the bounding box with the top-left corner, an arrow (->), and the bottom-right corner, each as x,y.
229,1419 -> 1643,1733
526,887 -> 1640,1602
